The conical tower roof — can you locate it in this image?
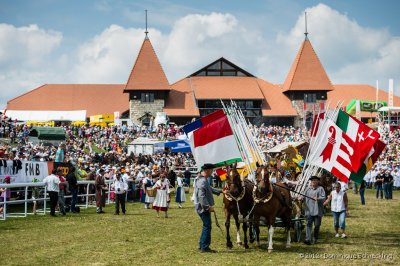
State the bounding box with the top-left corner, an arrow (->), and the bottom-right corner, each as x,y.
124,37 -> 170,92
282,38 -> 333,92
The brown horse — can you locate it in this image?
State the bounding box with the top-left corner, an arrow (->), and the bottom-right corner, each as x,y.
253,165 -> 292,252
223,163 -> 255,249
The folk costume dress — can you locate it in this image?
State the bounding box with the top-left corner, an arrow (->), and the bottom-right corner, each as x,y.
152,179 -> 170,212
143,176 -> 155,205
175,176 -> 186,204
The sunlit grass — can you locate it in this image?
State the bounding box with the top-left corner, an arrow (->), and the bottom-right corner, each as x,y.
0,189 -> 399,265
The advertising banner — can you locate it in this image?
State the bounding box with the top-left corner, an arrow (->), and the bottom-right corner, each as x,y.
0,160 -> 51,183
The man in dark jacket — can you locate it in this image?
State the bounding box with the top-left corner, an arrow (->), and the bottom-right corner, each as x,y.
66,166 -> 78,213
184,167 -> 191,187
194,163 -> 221,253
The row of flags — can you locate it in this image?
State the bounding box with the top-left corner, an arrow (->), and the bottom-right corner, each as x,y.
183,102 -> 265,182
183,102 -> 386,186
309,109 -> 386,184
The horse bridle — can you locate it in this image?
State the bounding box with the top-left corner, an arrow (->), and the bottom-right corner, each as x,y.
253,168 -> 273,204
223,178 -> 246,202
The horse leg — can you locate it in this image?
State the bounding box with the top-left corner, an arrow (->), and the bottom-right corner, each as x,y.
285,214 -> 292,248
249,220 -> 255,244
254,214 -> 261,247
225,210 -> 233,249
233,213 -> 242,246
242,221 -> 249,249
267,226 -> 274,252
286,228 -> 291,248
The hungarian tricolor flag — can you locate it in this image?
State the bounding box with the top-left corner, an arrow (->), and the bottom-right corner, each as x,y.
186,110 -> 242,168
309,118 -> 357,183
335,110 -> 380,172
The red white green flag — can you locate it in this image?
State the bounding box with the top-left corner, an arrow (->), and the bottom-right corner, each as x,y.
335,110 -> 380,172
188,111 -> 242,168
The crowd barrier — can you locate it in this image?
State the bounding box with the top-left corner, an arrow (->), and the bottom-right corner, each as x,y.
0,180 -> 119,221
0,169 -> 201,221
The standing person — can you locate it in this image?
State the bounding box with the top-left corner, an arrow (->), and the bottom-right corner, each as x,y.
0,176 -> 11,215
56,168 -> 67,215
142,172 -> 155,209
43,169 -> 60,217
383,170 -> 394,200
152,173 -> 170,218
175,172 -> 186,208
95,169 -> 108,214
359,180 -> 366,205
31,177 -> 40,215
66,166 -> 78,213
194,163 -> 221,253
113,173 -> 128,215
184,167 -> 191,187
55,143 -> 65,163
375,170 -> 384,199
302,176 -> 326,245
167,166 -> 176,188
323,182 -> 349,238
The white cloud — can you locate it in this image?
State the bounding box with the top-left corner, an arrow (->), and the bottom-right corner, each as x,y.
0,24 -> 63,108
163,12 -> 269,81
272,3 -> 400,92
70,24 -> 166,84
0,24 -> 62,68
2,4 -> 400,109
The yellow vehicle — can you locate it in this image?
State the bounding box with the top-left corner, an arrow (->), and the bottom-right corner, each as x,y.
90,114 -> 114,123
26,121 -> 55,127
71,121 -> 87,127
89,122 -> 107,128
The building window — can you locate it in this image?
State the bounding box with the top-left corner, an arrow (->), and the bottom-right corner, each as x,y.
141,93 -> 154,103
304,93 -> 316,103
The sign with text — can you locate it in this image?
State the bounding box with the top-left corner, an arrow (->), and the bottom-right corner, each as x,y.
0,160 -> 51,183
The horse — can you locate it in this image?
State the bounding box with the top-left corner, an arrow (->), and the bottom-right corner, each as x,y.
223,163 -> 255,249
253,165 -> 292,252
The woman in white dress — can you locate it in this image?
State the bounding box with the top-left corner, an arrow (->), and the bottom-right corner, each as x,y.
142,172 -> 155,209
152,173 -> 170,218
175,172 -> 186,208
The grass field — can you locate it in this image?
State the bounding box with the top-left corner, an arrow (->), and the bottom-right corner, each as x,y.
0,189 -> 399,265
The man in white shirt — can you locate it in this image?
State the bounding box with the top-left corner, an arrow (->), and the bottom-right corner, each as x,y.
43,169 -> 61,217
113,173 -> 128,215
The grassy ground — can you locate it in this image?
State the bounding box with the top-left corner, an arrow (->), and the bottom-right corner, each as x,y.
0,189 -> 399,265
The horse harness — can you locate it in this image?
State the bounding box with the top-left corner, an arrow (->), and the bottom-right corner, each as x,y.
223,179 -> 248,222
223,179 -> 246,202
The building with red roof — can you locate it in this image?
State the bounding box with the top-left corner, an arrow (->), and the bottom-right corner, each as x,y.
7,31 -> 400,127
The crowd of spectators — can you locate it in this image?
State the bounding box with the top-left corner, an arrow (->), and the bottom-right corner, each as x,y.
0,113 -> 398,207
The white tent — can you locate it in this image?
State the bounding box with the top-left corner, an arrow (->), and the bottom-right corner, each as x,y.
377,106 -> 400,112
265,141 -> 306,153
5,110 -> 87,121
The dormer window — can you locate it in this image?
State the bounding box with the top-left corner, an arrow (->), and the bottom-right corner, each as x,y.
141,92 -> 154,103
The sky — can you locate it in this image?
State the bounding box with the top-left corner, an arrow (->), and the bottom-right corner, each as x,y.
1,0 -> 400,109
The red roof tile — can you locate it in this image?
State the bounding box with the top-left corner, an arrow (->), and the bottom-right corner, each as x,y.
164,78 -> 199,117
329,84 -> 400,117
258,81 -> 298,116
7,84 -> 128,116
190,76 -> 265,99
283,39 -> 333,92
124,38 -> 170,91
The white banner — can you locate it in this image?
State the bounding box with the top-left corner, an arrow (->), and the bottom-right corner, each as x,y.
0,160 -> 50,183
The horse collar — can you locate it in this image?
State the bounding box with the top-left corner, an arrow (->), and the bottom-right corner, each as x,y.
253,184 -> 273,204
223,180 -> 246,202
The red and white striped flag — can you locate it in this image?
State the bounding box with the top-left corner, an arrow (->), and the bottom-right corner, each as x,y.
309,118 -> 357,183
